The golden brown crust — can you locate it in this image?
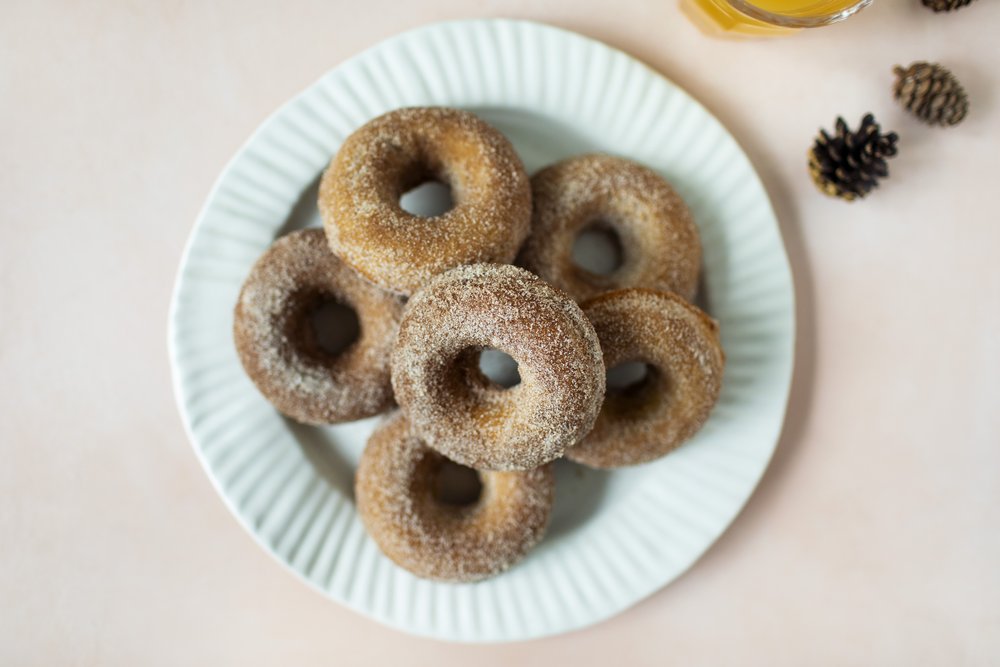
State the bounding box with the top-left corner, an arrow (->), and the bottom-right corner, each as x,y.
355,412 -> 554,583
391,264 -> 606,471
233,229 -> 405,425
565,288 -> 725,468
319,107 -> 531,296
519,154 -> 701,302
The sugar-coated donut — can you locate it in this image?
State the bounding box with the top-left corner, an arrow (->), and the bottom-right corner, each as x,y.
233,229 -> 404,425
318,107 -> 531,296
519,154 -> 701,303
356,412 -> 554,582
391,264 -> 606,471
566,288 -> 724,468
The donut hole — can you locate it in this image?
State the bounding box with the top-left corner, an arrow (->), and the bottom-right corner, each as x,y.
431,459 -> 484,507
399,180 -> 454,217
477,348 -> 521,389
299,295 -> 360,359
572,222 -> 624,276
606,360 -> 651,393
605,361 -> 665,418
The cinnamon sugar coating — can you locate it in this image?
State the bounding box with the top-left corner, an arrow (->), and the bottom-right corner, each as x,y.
566,288 -> 724,468
233,229 -> 404,425
319,107 -> 531,296
355,412 -> 554,583
519,154 -> 701,302
391,264 -> 606,471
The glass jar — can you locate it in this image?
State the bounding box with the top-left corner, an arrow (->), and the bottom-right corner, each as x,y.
681,0 -> 874,37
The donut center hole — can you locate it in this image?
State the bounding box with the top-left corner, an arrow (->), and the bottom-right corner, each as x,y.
572,223 -> 624,276
308,298 -> 360,357
432,460 -> 483,507
606,361 -> 653,395
400,180 -> 454,217
478,348 -> 521,388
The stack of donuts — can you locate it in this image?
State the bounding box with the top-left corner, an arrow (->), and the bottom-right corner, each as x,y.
234,107 -> 725,583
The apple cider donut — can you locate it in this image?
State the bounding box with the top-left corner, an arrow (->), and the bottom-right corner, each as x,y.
233,229 -> 404,425
318,107 -> 531,296
356,412 -> 555,582
519,154 -> 701,302
391,264 -> 605,471
566,288 -> 724,468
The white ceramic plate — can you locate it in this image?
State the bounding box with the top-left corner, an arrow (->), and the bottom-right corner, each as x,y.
169,18 -> 794,642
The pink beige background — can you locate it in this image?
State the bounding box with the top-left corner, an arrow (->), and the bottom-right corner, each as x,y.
2,1 -> 998,664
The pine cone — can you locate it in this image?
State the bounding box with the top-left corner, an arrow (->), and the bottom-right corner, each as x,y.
893,62 -> 969,126
921,0 -> 975,12
808,114 -> 899,202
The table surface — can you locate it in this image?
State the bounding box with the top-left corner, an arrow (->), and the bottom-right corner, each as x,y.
2,1 -> 998,664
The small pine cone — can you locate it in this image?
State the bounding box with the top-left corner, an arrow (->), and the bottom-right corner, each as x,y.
893,62 -> 969,126
921,0 -> 975,12
808,114 -> 899,202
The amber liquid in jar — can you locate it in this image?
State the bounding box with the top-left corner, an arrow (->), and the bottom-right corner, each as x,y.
682,0 -> 872,36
